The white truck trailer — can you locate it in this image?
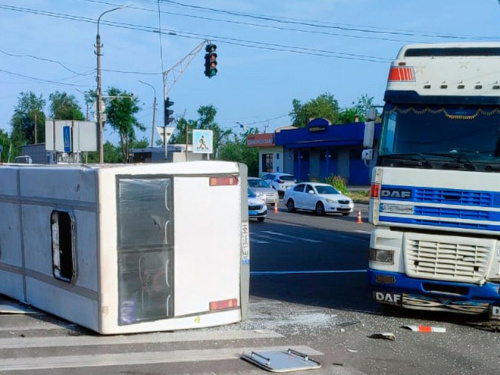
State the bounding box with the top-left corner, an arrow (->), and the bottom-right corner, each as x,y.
363,43 -> 500,318
0,161 -> 249,334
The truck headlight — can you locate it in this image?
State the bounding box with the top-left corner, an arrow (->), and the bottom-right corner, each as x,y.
369,248 -> 394,264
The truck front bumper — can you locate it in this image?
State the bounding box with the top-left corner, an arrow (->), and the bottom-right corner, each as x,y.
368,269 -> 500,316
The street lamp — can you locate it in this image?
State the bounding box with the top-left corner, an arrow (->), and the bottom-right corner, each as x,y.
139,80 -> 157,148
95,6 -> 126,164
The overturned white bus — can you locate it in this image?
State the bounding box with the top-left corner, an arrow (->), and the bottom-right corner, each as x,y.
0,161 -> 249,334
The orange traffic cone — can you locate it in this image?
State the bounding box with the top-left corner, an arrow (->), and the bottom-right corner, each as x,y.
357,209 -> 362,223
274,204 -> 279,214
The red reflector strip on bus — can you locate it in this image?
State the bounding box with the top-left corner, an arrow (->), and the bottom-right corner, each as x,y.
370,183 -> 380,198
209,298 -> 238,311
209,176 -> 239,186
388,66 -> 415,82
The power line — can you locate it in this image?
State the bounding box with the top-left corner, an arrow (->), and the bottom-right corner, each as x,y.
77,0 -> 498,43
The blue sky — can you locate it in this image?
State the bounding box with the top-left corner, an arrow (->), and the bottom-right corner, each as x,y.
0,0 -> 499,145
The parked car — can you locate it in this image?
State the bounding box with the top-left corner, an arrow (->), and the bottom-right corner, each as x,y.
261,172 -> 296,198
248,187 -> 267,222
248,177 -> 279,206
283,182 -> 354,216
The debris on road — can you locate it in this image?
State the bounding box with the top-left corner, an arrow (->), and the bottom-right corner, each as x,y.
336,320 -> 361,327
402,325 -> 446,333
241,348 -> 322,372
369,332 -> 396,341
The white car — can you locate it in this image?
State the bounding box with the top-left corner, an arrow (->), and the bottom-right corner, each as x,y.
248,177 -> 279,206
261,173 -> 296,198
248,187 -> 267,222
283,182 -> 354,216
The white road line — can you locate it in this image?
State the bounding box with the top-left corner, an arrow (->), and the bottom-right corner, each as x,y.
261,231 -> 321,243
250,238 -> 271,244
0,329 -> 282,349
251,233 -> 294,243
0,345 -> 322,371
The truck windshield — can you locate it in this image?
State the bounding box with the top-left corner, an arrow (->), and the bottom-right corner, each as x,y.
378,104 -> 500,170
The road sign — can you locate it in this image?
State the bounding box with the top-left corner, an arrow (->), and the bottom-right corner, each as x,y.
193,129 -> 213,154
63,126 -> 71,153
156,126 -> 175,144
45,120 -> 97,152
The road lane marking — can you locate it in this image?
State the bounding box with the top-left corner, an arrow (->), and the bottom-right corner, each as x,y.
251,269 -> 367,275
251,233 -> 294,243
250,238 -> 271,244
261,231 -> 321,243
0,329 -> 282,349
0,345 -> 322,371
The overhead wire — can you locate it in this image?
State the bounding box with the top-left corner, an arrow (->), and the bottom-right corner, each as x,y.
0,1 -> 392,90
0,1 -> 496,90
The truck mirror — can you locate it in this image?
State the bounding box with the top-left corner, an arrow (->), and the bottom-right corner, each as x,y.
363,121 -> 375,148
362,149 -> 373,161
366,108 -> 378,121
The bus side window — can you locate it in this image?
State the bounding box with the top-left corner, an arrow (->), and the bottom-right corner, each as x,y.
51,210 -> 76,283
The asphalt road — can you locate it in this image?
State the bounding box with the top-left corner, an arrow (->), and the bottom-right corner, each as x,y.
1,203 -> 499,374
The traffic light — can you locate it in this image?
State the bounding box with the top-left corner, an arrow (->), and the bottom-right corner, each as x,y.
164,97 -> 174,126
204,44 -> 217,78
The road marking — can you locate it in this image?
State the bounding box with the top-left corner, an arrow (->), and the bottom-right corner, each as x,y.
0,345 -> 322,371
251,269 -> 367,275
0,329 -> 282,349
250,238 -> 271,244
252,233 -> 294,243
261,231 -> 321,243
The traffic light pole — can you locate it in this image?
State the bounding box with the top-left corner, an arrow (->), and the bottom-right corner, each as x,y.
163,71 -> 167,161
161,41 -> 207,161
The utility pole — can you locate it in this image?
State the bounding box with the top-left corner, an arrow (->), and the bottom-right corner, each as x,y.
139,81 -> 157,148
95,6 -> 126,164
34,111 -> 37,144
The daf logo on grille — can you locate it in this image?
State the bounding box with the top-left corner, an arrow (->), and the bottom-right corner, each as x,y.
381,189 -> 412,199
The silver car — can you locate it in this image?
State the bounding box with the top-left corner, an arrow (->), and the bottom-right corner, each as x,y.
248,177 -> 279,206
261,172 -> 297,198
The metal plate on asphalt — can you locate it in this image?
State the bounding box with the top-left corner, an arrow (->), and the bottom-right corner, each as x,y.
241,348 -> 321,373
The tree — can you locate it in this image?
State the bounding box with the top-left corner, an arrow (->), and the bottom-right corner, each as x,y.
81,90 -> 96,121
0,129 -> 10,162
338,94 -> 376,123
10,91 -> 46,156
217,128 -> 259,176
170,105 -> 232,158
104,87 -> 145,162
171,117 -> 198,146
289,93 -> 340,127
197,105 -> 232,158
48,91 -> 85,120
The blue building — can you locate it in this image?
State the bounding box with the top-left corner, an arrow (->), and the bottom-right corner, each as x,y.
247,118 -> 380,185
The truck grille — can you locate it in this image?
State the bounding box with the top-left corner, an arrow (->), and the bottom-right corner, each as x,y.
405,235 -> 492,283
414,187 -> 492,207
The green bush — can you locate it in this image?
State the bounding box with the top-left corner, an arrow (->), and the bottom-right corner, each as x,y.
324,174 -> 348,194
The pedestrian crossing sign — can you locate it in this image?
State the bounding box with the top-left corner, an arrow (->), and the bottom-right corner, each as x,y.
193,129 -> 213,154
